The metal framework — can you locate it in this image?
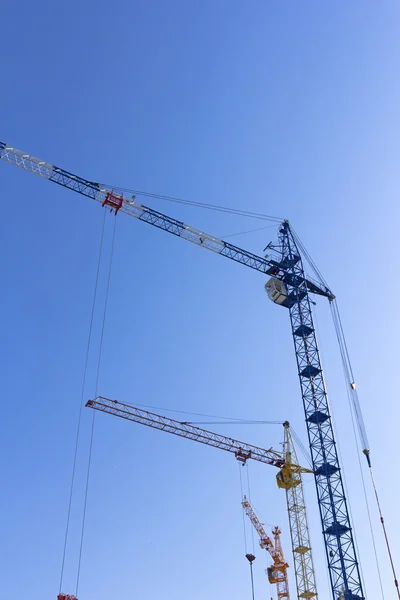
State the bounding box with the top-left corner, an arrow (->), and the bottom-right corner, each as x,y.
0,142 -> 329,295
277,422 -> 318,599
87,397 -> 318,600
272,223 -> 363,599
242,496 -> 290,599
86,397 -> 285,467
0,141 -> 364,600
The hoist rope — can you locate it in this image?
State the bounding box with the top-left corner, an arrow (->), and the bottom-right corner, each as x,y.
239,464 -> 248,555
246,465 -> 256,555
75,214 -> 118,596
59,210 -> 107,594
248,559 -> 256,600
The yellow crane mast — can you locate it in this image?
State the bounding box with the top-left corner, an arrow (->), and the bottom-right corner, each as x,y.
276,422 -> 318,599
242,495 -> 290,599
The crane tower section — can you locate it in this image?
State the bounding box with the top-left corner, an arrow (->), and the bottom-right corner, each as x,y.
266,222 -> 363,600
276,422 -> 318,599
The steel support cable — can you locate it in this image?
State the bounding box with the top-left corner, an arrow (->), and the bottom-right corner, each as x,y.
131,401 -> 283,424
103,183 -> 283,223
330,299 -> 370,455
330,299 -> 399,597
289,427 -> 312,469
323,372 -> 368,597
186,420 -> 283,425
290,226 -> 330,291
369,469 -> 400,599
75,214 -> 118,596
59,209 -> 107,594
323,302 -> 385,598
220,223 -> 278,239
345,379 -> 385,599
246,465 -> 256,555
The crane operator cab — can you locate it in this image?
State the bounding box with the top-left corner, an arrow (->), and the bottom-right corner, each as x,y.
267,566 -> 286,584
265,278 -> 288,306
265,277 -> 306,309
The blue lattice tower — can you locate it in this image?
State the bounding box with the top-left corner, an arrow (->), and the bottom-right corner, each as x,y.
272,221 -> 364,600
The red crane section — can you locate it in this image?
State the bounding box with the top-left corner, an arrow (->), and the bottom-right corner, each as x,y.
242,496 -> 290,599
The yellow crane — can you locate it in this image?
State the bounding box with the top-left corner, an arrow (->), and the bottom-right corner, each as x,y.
276,422 -> 318,599
242,495 -> 290,599
86,397 -> 318,599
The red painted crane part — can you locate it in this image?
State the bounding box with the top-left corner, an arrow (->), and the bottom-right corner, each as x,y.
58,594 -> 77,600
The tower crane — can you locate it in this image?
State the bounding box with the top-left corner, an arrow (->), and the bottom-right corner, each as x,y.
242,495 -> 290,600
0,142 -> 364,599
277,423 -> 317,599
86,396 -> 317,600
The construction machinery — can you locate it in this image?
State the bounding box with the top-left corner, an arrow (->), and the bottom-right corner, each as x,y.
277,422 -> 317,599
242,495 -> 290,599
86,397 -> 317,599
0,142 -> 365,599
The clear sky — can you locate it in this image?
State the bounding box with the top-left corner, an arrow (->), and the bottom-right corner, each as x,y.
1,2 -> 399,599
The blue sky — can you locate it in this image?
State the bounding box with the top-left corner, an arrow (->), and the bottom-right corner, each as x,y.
1,2 -> 400,599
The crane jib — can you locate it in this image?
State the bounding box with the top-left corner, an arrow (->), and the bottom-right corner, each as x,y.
49,166 -> 103,200
0,141 -> 331,298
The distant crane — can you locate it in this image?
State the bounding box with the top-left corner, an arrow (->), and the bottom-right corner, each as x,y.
0,142 -> 365,599
86,396 -> 317,599
242,495 -> 290,599
277,422 -> 317,599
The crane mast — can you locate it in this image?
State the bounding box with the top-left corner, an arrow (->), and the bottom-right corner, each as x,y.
266,223 -> 363,599
276,423 -> 317,599
0,142 -> 364,600
242,496 -> 290,599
